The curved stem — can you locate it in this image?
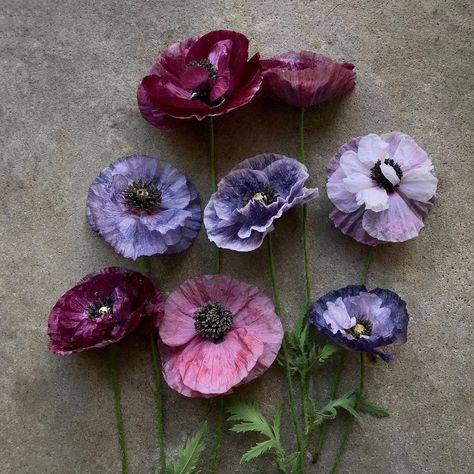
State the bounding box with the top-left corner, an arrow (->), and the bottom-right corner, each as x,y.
311,351 -> 347,464
209,117 -> 221,274
210,397 -> 225,474
267,235 -> 304,472
150,334 -> 166,473
110,345 -> 127,474
299,108 -> 311,306
330,354 -> 365,474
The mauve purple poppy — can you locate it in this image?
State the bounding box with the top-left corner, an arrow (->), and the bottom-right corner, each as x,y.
260,51 -> 356,108
48,267 -> 163,355
327,133 -> 438,245
86,155 -> 201,260
204,154 -> 318,251
137,30 -> 262,130
309,285 -> 409,362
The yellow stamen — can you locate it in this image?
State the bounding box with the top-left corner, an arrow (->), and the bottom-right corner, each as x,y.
352,323 -> 366,336
98,306 -> 110,314
252,192 -> 266,202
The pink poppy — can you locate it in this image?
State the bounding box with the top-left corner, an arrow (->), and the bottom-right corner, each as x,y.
260,50 -> 356,108
137,30 -> 262,130
159,275 -> 283,397
48,267 -> 163,355
327,132 -> 438,245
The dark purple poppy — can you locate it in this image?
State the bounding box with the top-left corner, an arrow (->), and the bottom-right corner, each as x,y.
86,155 -> 201,260
137,30 -> 262,130
260,51 -> 356,108
48,267 -> 164,355
309,285 -> 409,361
204,154 -> 318,251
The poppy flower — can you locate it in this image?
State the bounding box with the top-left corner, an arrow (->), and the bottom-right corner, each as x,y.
48,267 -> 163,355
86,155 -> 201,260
204,154 -> 318,251
327,133 -> 438,245
159,275 -> 284,397
309,285 -> 409,361
137,30 -> 262,130
260,51 -> 356,108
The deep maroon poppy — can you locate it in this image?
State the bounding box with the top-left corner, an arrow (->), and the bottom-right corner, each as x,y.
137,30 -> 262,130
260,51 -> 356,108
48,267 -> 163,355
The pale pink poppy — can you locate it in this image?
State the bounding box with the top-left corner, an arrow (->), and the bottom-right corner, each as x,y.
159,274 -> 283,397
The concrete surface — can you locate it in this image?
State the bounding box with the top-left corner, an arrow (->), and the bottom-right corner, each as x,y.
1,0 -> 473,473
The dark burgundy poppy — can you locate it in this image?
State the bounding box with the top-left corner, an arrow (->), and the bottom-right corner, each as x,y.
48,267 -> 163,355
137,30 -> 262,130
260,51 -> 356,108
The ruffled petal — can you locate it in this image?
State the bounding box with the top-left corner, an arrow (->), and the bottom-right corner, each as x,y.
362,192 -> 424,242
357,134 -> 389,164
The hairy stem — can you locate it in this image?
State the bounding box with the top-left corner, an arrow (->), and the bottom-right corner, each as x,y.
311,351 -> 347,464
139,257 -> 166,472
210,397 -> 225,474
330,354 -> 365,474
299,108 -> 311,306
267,235 -> 304,472
110,344 -> 127,474
209,116 -> 221,273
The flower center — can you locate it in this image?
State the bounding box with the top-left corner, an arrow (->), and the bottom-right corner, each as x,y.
88,295 -> 114,319
187,59 -> 224,107
193,301 -> 234,343
243,187 -> 278,206
187,58 -> 218,80
349,315 -> 373,338
370,158 -> 403,191
123,179 -> 162,211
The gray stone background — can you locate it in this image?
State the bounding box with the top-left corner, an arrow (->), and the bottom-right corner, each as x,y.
1,0 -> 473,473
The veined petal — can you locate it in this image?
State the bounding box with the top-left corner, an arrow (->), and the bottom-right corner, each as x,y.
357,134 -> 389,164
356,186 -> 389,212
399,166 -> 438,202
380,163 -> 401,186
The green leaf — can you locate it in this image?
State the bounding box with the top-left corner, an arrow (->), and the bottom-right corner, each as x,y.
272,404 -> 283,446
226,400 -> 273,438
277,452 -> 300,474
358,397 -> 390,417
240,440 -> 274,463
172,423 -> 207,474
318,344 -> 339,363
321,392 -> 361,421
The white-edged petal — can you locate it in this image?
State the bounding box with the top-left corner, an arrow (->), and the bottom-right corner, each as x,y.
357,134 -> 389,164
339,150 -> 372,177
399,167 -> 438,202
356,186 -> 389,212
343,173 -> 374,193
327,167 -> 361,213
323,298 -> 355,334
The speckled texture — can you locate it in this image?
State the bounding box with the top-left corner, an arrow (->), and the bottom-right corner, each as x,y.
1,1 -> 472,473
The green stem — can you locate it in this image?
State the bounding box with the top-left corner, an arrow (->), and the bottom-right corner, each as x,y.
311,351 -> 347,464
329,354 -> 365,474
209,116 -> 221,274
267,235 -> 304,472
110,345 -> 127,474
210,397 -> 225,474
209,116 -> 224,470
139,257 -> 166,472
299,108 -> 311,306
150,334 -> 166,473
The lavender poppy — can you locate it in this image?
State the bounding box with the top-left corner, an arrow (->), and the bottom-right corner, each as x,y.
204,154 -> 319,251
327,133 -> 438,245
86,155 -> 201,260
309,285 -> 409,362
137,30 -> 262,130
48,267 -> 163,355
260,51 -> 356,108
